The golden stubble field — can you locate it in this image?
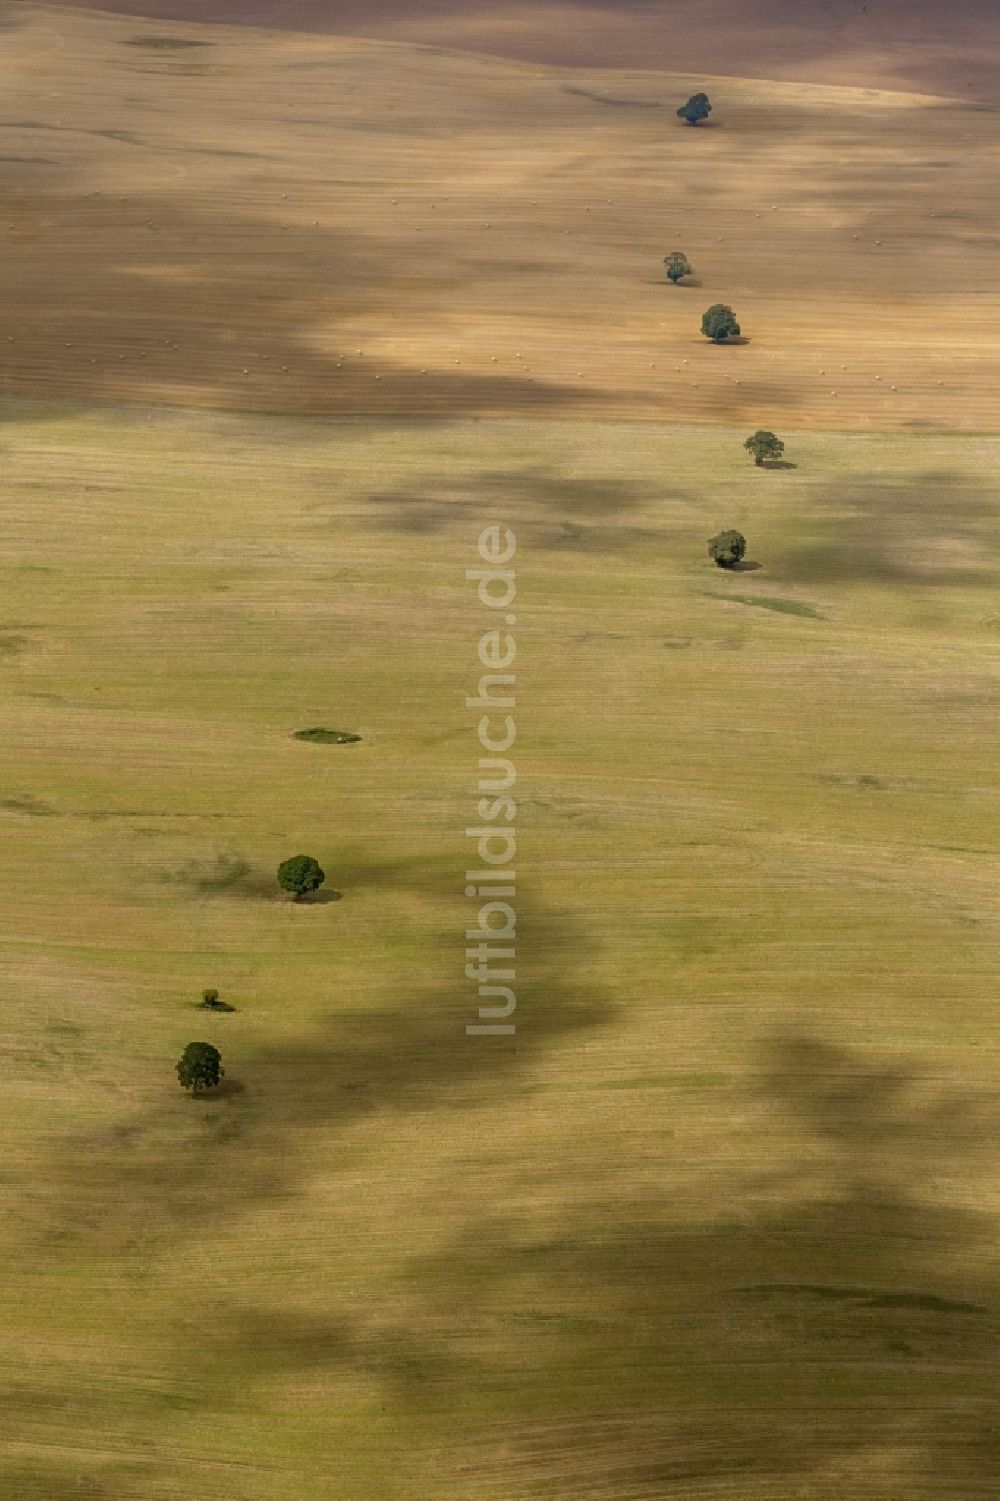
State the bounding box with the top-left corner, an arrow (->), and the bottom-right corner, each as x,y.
1,400 -> 1000,1498
1,3 -> 999,432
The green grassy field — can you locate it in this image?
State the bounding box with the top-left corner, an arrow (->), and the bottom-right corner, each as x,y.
2,398 -> 1000,1498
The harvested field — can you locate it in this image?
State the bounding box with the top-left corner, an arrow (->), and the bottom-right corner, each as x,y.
0,7 -> 998,430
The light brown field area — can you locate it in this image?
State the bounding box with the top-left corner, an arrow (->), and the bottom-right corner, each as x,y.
2,3 -> 1000,432
38,0 -> 1000,100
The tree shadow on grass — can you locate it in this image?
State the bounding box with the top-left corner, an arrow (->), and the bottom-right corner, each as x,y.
289,887 -> 343,905
197,1075 -> 245,1100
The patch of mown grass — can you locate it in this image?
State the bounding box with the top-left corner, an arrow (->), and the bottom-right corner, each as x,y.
864,1292 -> 985,1313
721,594 -> 824,618
292,727 -> 362,745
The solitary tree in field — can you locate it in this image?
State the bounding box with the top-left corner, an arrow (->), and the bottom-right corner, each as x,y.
663,251 -> 693,285
677,92 -> 712,126
744,429 -> 785,467
708,529 -> 747,568
176,1041 -> 223,1094
701,303 -> 741,343
277,854 -> 326,902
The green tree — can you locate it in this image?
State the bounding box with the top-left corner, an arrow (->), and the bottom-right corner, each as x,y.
176,1041 -> 223,1094
708,529 -> 747,569
277,854 -> 326,902
744,429 -> 785,467
663,251 -> 693,285
677,92 -> 712,126
701,303 -> 741,343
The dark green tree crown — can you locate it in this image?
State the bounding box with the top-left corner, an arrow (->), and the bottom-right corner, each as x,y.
708,529 -> 747,568
664,251 -> 693,281
701,304 -> 741,341
744,429 -> 784,464
176,1041 -> 223,1093
677,93 -> 712,123
277,854 -> 326,896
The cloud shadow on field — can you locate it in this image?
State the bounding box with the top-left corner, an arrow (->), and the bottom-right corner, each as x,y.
19,900 -> 1000,1497
774,469 -> 1000,588
5,883 -> 616,1488
62,1030 -> 991,1496
0,1462 -> 121,1501
0,150 -> 639,422
291,1031 -> 999,1495
33,0 -> 1000,105
361,464 -> 687,550
2,40 -> 995,431
35,881 -> 613,1246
